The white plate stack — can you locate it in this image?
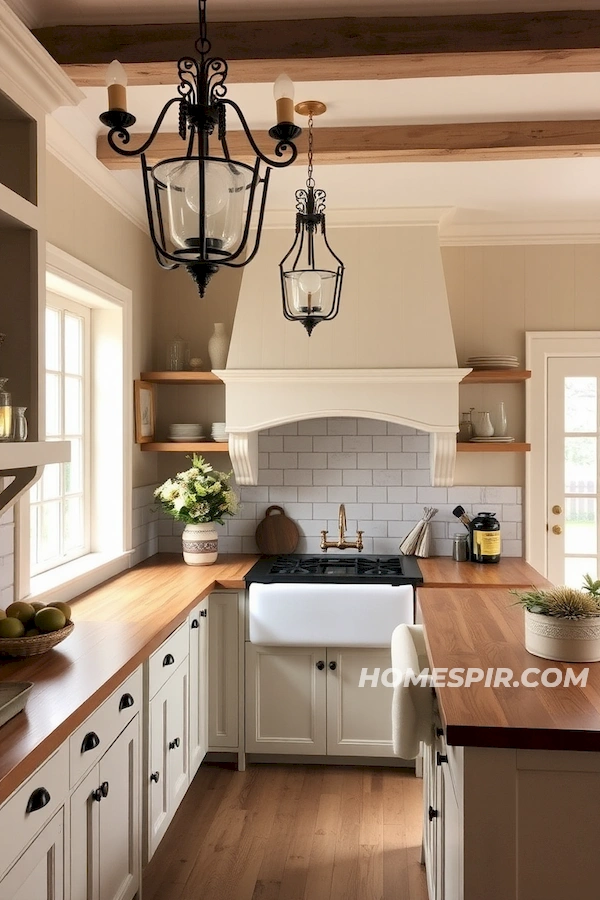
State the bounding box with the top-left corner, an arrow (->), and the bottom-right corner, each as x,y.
211,422 -> 228,443
168,424 -> 205,442
467,355 -> 519,369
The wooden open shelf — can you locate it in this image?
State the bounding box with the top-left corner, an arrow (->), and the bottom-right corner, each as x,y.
461,369 -> 531,384
140,371 -> 223,385
457,442 -> 530,452
141,442 -> 229,453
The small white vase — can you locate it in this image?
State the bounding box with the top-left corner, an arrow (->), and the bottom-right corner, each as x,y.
473,411 -> 494,437
182,522 -> 218,566
491,401 -> 507,437
208,323 -> 229,370
524,610 -> 600,662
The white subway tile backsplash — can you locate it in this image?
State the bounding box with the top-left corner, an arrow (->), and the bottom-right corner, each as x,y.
403,435 -> 430,453
298,487 -> 327,502
328,452 -> 357,469
328,418 -> 357,435
373,436 -> 403,453
284,469 -> 313,486
269,452 -> 298,469
388,452 -> 417,469
261,469 -> 284,485
267,486 -> 298,503
343,436 -> 373,453
298,419 -> 327,435
298,452 -> 328,469
502,505 -> 523,522
447,486 -> 483,504
358,486 -> 387,503
402,469 -> 430,486
284,436 -> 314,452
417,453 -> 430,469
259,435 -> 284,452
313,469 -> 343,486
328,486 -> 357,503
240,486 -> 270,502
387,486 -> 417,503
313,436 -> 343,453
387,423 -> 416,435
373,470 -> 402,486
417,487 -> 448,504
359,419 -> 387,435
358,452 -> 387,469
373,503 -> 404,520
343,470 -> 373,486
276,422 -> 299,435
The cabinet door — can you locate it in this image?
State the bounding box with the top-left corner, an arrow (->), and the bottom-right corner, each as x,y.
326,648 -> 396,757
422,741 -> 438,900
166,660 -> 189,813
189,600 -> 209,777
0,809 -> 64,900
70,766 -> 101,900
98,717 -> 140,900
245,644 -> 327,754
440,758 -> 462,900
208,591 -> 240,749
147,680 -> 170,859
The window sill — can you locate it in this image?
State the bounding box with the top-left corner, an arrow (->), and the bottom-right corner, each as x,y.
28,551 -> 133,606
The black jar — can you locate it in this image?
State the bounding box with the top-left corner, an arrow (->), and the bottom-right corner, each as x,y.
470,511 -> 501,564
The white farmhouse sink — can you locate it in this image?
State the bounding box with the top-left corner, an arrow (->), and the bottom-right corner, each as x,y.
248,583 -> 414,647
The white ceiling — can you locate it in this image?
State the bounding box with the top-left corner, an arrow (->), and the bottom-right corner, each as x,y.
12,0 -> 600,26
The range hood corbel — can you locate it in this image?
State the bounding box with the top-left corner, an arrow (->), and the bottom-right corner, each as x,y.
0,442 -> 70,515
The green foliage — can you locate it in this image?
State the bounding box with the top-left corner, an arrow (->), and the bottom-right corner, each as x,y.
154,454 -> 238,525
511,578 -> 600,619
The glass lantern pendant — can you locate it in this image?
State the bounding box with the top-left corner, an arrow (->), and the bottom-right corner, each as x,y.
280,103 -> 344,335
99,1 -> 301,297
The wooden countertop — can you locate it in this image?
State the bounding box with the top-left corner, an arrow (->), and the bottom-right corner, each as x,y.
419,586 -> 600,752
0,554 -> 258,805
417,556 -> 551,587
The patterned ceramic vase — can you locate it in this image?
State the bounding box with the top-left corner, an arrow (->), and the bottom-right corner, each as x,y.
182,522 -> 218,566
525,610 -> 600,662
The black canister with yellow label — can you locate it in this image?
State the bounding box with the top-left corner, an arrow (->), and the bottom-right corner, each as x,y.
470,511 -> 501,564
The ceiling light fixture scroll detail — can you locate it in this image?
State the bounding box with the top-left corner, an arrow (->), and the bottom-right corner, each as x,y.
98,0 -> 301,297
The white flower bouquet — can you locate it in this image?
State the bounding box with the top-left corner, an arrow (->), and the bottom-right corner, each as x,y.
154,454 -> 238,525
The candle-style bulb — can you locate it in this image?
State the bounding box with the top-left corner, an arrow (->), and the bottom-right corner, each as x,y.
105,59 -> 128,111
273,73 -> 295,124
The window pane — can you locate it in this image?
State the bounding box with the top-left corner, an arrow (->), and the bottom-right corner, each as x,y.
41,463 -> 60,501
64,376 -> 82,435
64,497 -> 83,552
45,307 -> 60,371
565,557 -> 598,588
45,373 -> 61,436
565,437 -> 597,493
64,439 -> 82,494
565,497 -> 597,555
38,502 -> 60,562
64,313 -> 83,376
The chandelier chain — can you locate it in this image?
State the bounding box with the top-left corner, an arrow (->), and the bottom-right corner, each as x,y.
195,0 -> 211,57
306,113 -> 315,188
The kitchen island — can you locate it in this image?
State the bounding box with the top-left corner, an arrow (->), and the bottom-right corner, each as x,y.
418,586 -> 600,900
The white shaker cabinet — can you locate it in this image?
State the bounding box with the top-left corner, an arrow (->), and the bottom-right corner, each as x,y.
70,716 -> 140,900
0,810 -> 65,900
208,591 -> 242,752
188,598 -> 209,778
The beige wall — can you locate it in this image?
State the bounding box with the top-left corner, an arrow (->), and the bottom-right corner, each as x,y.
45,152 -> 158,488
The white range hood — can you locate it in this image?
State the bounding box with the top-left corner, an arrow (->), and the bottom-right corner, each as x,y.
217,220 -> 469,486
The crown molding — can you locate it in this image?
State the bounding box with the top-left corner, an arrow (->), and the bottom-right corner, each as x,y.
440,219 -> 600,245
46,117 -> 149,234
0,1 -> 82,112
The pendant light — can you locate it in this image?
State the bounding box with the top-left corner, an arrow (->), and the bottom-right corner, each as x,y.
99,1 -> 301,297
280,101 -> 344,335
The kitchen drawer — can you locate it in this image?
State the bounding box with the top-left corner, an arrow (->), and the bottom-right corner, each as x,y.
69,666 -> 142,788
148,622 -> 189,700
0,742 -> 68,879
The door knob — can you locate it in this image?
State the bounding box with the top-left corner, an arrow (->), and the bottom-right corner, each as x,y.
552,505 -> 562,515
552,525 -> 562,535
316,660 -> 325,670
328,661 -> 337,671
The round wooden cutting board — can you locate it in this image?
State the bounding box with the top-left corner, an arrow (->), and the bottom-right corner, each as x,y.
255,505 -> 300,555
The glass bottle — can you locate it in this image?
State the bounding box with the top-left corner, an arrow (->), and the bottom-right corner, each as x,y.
12,406 -> 27,441
166,335 -> 189,371
0,378 -> 12,442
457,411 -> 474,443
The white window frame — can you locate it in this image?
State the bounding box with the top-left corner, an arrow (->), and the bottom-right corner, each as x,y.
526,331 -> 600,577
16,244 -> 133,604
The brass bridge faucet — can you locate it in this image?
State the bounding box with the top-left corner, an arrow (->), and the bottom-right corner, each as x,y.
320,503 -> 364,552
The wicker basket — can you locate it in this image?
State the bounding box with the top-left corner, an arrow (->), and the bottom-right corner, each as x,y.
0,622 -> 74,658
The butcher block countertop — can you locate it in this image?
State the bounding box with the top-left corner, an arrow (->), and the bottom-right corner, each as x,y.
419,586 -> 600,753
417,556 -> 552,587
0,554 -> 258,805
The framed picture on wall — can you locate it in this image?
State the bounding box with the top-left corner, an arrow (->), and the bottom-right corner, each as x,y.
134,380 -> 156,443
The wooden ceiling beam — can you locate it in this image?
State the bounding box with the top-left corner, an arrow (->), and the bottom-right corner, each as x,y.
34,11 -> 600,86
97,120 -> 600,169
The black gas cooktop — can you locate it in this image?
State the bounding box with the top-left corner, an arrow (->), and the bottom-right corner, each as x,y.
245,554 -> 423,586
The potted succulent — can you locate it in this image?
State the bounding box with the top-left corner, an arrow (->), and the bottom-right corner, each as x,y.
512,575 -> 600,662
154,454 -> 238,565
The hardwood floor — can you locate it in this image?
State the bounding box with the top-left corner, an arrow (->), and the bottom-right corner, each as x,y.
143,763 -> 428,900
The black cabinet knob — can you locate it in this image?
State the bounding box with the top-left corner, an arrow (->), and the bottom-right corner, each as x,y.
163,653 -> 175,666
436,727 -> 444,738
329,661 -> 337,671
191,619 -> 199,629
26,787 -> 50,814
92,787 -> 103,803
101,781 -> 109,798
150,771 -> 160,783
119,693 -> 135,711
81,732 -> 100,753
316,660 -> 325,670
168,737 -> 181,750
437,752 -> 448,766
428,805 -> 439,821
200,609 -> 207,617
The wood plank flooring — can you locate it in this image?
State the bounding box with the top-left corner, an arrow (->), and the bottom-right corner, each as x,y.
143,763 -> 428,900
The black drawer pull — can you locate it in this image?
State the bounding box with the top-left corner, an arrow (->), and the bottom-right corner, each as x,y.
316,660 -> 325,670
119,693 -> 134,710
437,752 -> 448,766
81,732 -> 100,753
150,771 -> 160,783
428,805 -> 439,821
329,661 -> 337,671
191,619 -> 199,629
26,787 -> 50,814
200,609 -> 207,617
163,653 -> 175,667
436,727 -> 444,738
168,737 -> 181,750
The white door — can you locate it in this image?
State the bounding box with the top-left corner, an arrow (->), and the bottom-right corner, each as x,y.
147,683 -> 170,859
245,644 -> 327,754
70,766 -> 100,900
0,810 -> 65,900
547,358 -> 600,586
325,648 -> 396,758
166,660 -> 189,812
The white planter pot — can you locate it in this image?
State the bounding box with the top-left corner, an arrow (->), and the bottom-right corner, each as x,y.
182,522 -> 218,566
524,610 -> 600,662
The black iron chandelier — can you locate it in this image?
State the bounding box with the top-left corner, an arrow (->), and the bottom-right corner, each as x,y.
99,0 -> 301,297
279,101 -> 344,335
